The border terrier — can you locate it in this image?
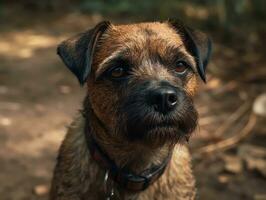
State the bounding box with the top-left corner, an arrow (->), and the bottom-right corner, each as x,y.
50,19 -> 212,200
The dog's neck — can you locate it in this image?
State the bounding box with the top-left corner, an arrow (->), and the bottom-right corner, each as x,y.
84,106 -> 174,174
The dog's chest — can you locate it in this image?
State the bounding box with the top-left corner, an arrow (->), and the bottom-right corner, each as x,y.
82,149 -> 195,200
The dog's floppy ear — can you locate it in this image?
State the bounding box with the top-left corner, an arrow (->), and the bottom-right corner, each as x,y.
57,21 -> 111,85
168,19 -> 212,82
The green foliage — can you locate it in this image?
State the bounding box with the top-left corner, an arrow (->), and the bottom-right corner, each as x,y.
4,0 -> 266,30
77,0 -> 265,29
79,0 -> 180,19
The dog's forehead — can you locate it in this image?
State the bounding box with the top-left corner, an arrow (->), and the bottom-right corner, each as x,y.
92,22 -> 186,71
113,22 -> 182,42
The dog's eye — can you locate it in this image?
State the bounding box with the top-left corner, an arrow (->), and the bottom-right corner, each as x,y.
110,66 -> 128,79
175,61 -> 189,74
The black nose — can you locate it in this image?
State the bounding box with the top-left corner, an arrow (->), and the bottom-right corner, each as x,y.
149,87 -> 178,113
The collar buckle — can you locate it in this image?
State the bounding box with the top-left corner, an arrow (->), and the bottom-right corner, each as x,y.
104,170 -> 115,200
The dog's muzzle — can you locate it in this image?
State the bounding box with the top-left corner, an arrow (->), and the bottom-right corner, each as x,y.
118,80 -> 198,143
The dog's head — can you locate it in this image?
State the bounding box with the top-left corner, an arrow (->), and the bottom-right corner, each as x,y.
57,20 -> 212,147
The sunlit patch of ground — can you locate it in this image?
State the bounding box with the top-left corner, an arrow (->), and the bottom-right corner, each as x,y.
0,31 -> 64,59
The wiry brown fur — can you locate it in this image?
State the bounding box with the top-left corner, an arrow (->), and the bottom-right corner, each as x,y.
50,22 -> 205,200
50,115 -> 195,200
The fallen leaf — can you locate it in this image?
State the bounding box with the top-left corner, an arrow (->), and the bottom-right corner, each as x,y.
253,94 -> 266,117
218,174 -> 231,184
238,144 -> 266,178
33,184 -> 49,196
223,155 -> 243,174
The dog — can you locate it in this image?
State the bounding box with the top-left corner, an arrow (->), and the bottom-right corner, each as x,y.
50,20 -> 212,200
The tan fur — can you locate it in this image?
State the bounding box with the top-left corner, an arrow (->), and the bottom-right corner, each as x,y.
50,115 -> 195,200
87,22 -> 198,149
50,22 -> 200,200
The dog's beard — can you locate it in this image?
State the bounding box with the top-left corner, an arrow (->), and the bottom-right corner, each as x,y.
117,89 -> 198,147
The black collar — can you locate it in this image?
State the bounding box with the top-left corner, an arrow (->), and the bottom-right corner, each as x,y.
84,122 -> 172,192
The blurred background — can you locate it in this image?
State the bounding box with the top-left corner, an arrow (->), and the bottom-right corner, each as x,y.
0,0 -> 265,199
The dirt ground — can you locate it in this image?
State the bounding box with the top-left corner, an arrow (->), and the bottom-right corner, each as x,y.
0,12 -> 266,200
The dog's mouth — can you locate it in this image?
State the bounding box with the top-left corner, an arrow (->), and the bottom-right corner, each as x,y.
124,121 -> 188,147
144,121 -> 178,131
117,102 -> 198,146
119,100 -> 198,146
123,114 -> 194,145
145,123 -> 181,136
